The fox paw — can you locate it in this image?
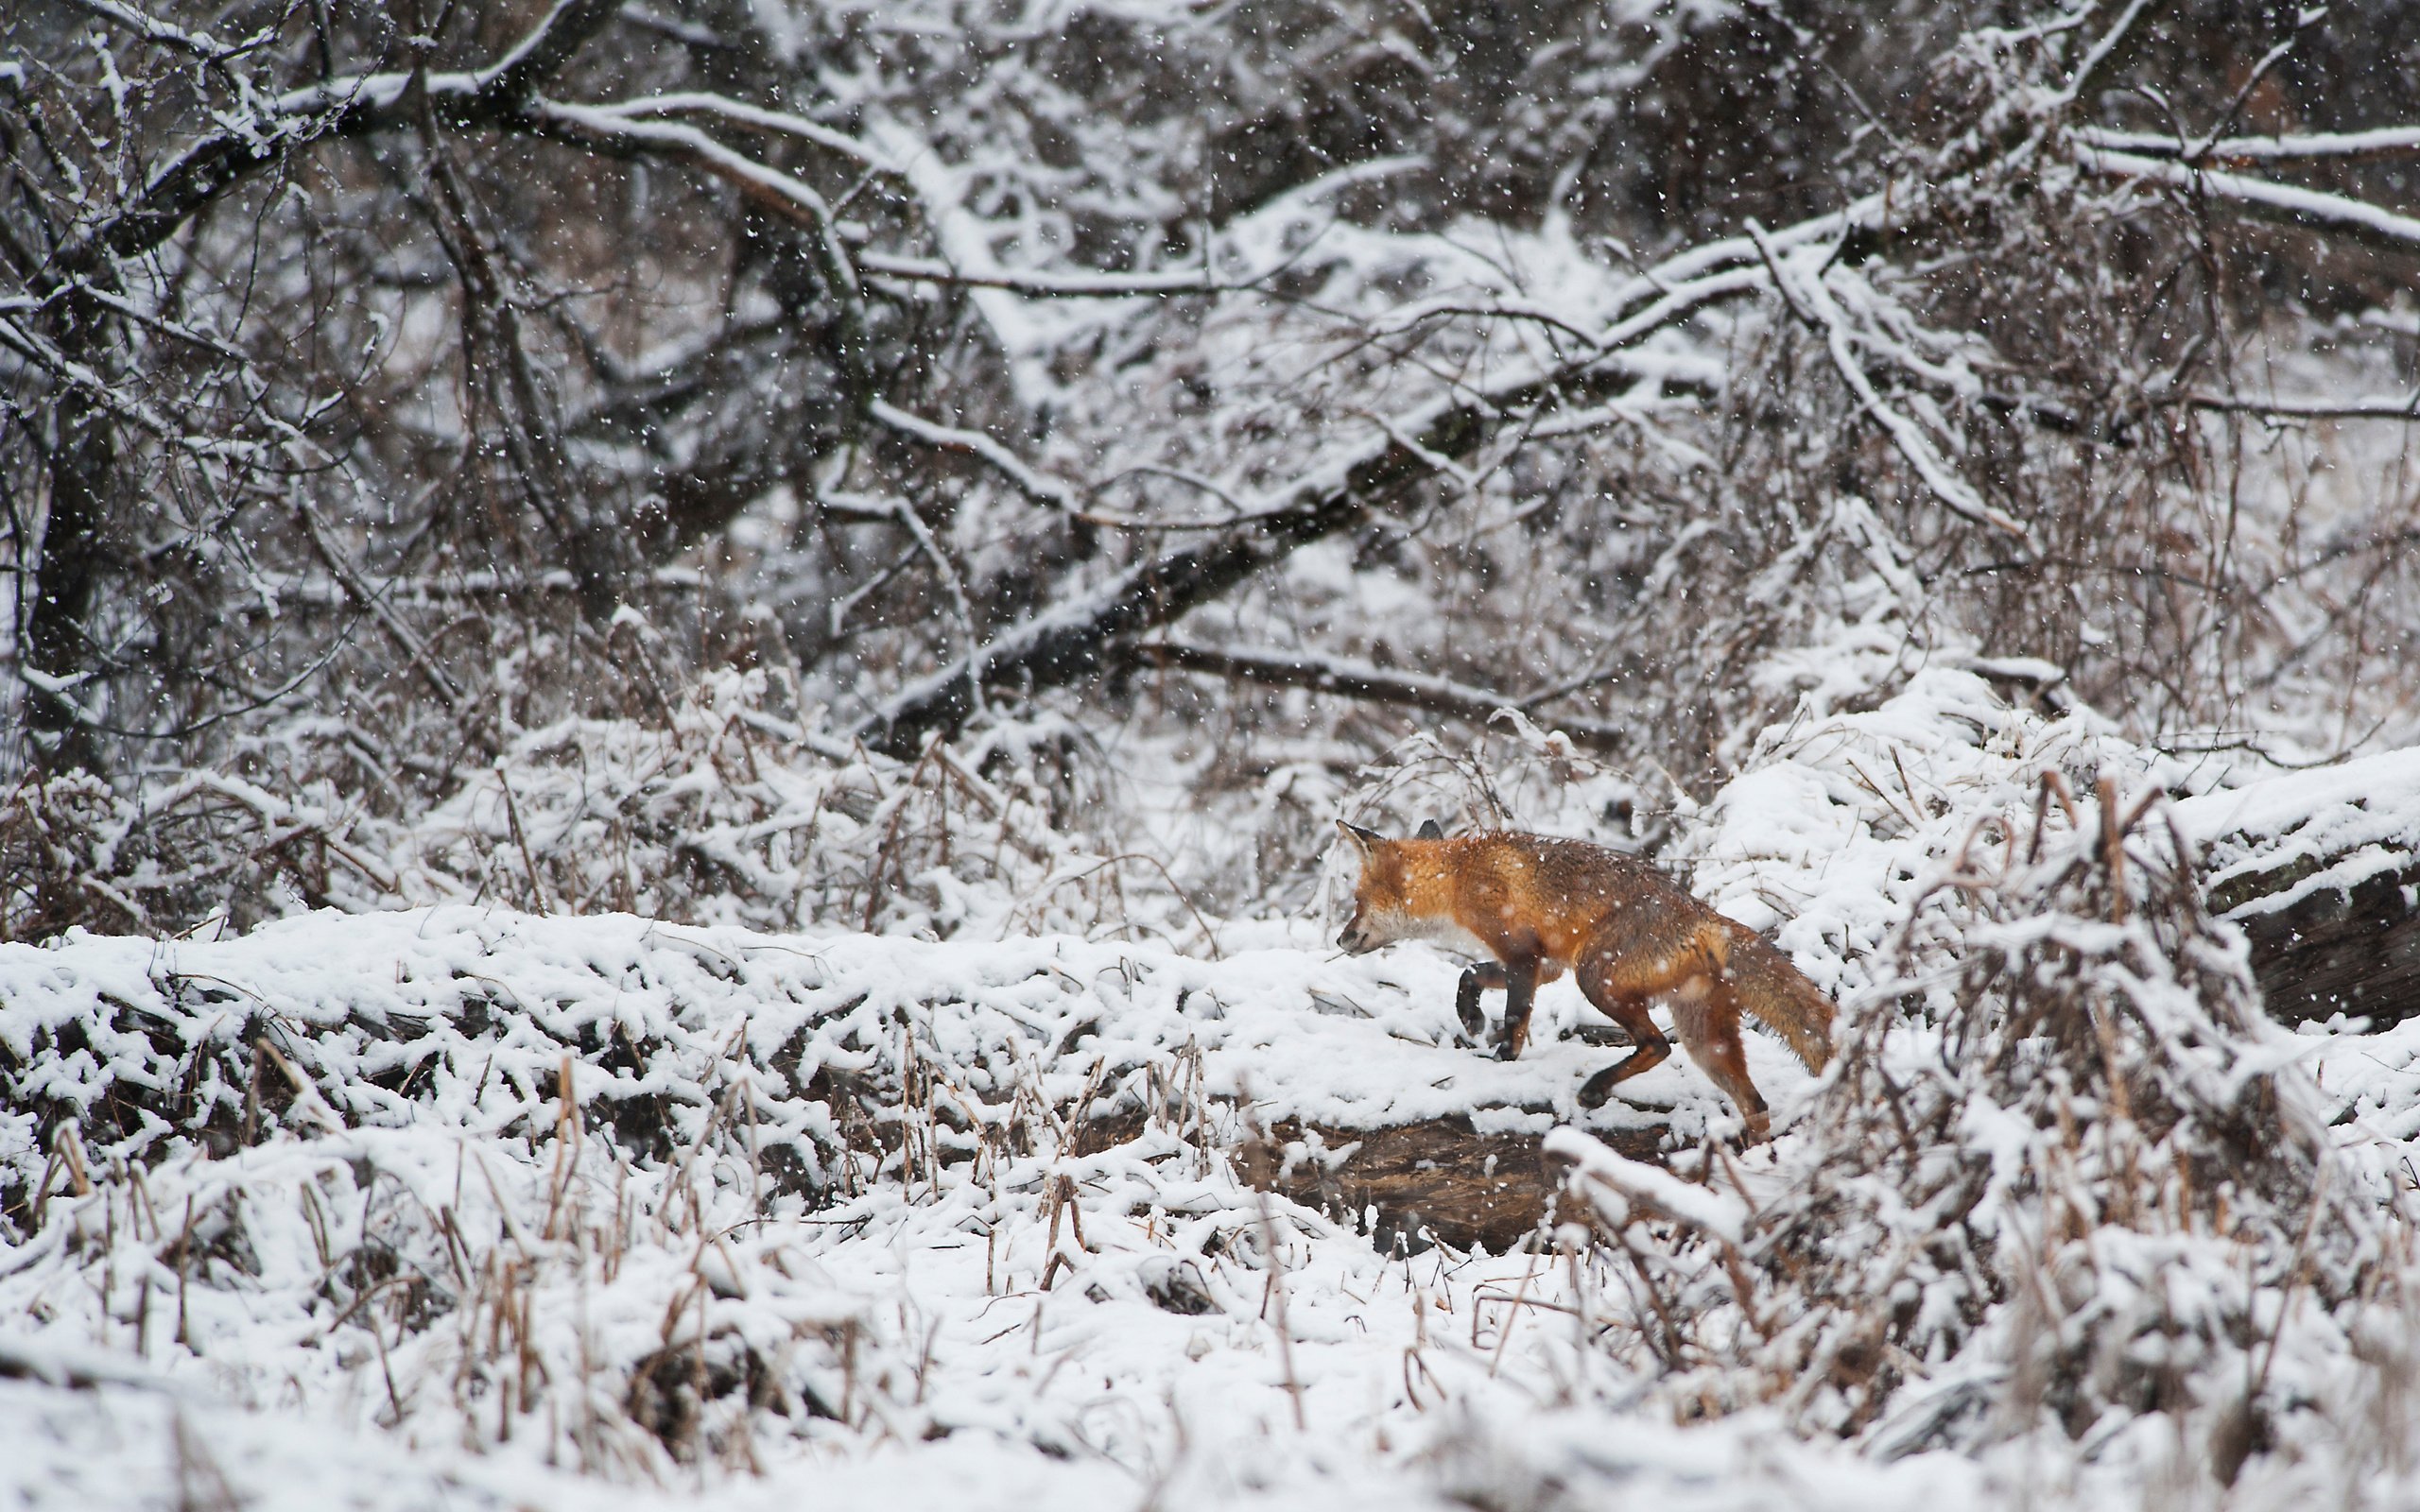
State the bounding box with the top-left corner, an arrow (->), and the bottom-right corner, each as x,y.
1454,997 -> 1487,1041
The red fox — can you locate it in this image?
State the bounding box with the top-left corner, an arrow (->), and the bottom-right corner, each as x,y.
1335,820 -> 1834,1137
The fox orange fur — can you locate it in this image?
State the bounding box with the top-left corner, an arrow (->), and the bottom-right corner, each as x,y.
1335,820 -> 1834,1138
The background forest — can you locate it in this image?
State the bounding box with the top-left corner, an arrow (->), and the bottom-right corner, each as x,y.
10,2 -> 2420,1509
9,0 -> 2420,934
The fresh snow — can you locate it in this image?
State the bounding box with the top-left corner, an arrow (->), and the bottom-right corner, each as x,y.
0,905 -> 1804,1510
1,893 -> 2408,1509
6,670 -> 2417,1509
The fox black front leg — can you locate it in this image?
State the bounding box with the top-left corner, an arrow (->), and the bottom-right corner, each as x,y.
1494,954 -> 1541,1060
1454,962 -> 1507,1044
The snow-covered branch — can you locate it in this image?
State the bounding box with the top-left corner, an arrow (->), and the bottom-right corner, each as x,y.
579,91 -> 896,171
2077,123 -> 2420,163
2183,390 -> 2420,421
2077,145 -> 2420,255
1131,642 -> 1632,752
863,399 -> 1085,516
856,252 -> 1239,298
1751,226 -> 2029,540
56,0 -> 625,275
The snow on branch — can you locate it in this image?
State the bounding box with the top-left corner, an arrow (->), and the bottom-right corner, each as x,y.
529,99 -> 872,385
58,0 -> 625,274
64,0 -> 269,60
2077,145 -> 2420,256
2078,124 -> 2420,163
857,253 -> 1242,299
1129,642 -> 1631,753
2182,390 -> 2420,421
2043,0 -> 2163,114
1750,226 -> 2031,540
0,313 -> 191,441
864,399 -> 1084,516
1546,1126 -> 1748,1246
530,102 -> 852,254
578,91 -> 898,171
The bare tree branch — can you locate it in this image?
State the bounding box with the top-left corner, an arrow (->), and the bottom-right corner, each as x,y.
53,0 -> 626,278
1129,642 -> 1630,752
2077,146 -> 2420,258
2077,125 -> 2420,163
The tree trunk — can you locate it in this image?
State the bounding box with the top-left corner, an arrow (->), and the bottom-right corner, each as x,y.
21,305 -> 115,770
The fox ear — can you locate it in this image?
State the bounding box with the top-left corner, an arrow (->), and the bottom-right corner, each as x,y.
1415,818 -> 1443,840
1336,819 -> 1383,852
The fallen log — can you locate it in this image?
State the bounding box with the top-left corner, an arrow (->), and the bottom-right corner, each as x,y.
1248,1115 -> 1666,1255
1078,1100 -> 1667,1255
2182,750 -> 2420,1028
2221,856 -> 2420,1027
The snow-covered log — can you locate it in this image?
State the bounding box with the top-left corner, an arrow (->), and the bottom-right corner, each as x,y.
2179,748 -> 2420,1027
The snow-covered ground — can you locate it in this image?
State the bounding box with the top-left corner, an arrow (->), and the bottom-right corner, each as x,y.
0,905 -> 2406,1510
9,673 -> 2420,1510
0,906 -> 1849,1511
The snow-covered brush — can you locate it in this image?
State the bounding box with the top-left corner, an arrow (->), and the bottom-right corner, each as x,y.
1557,772 -> 2399,1489
0,913 -> 1329,1478
1340,714 -> 1660,846
1,669 -> 1211,952
389,667 -> 1201,949
0,762 -> 402,941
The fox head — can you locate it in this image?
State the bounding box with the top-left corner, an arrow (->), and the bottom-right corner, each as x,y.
1334,818 -> 1443,954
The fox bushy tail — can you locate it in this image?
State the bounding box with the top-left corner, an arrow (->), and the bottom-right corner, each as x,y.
1725,933 -> 1836,1072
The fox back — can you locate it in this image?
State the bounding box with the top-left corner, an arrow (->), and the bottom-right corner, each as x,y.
1337,828 -> 1704,970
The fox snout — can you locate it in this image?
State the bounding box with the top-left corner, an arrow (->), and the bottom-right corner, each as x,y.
1337,915 -> 1374,954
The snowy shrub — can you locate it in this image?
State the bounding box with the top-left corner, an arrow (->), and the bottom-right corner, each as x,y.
1560,773 -> 2396,1489
1340,714 -> 1658,845
0,915 -> 1305,1475
2,669 -> 1210,950
0,764 -> 392,941
388,667 -> 1197,947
